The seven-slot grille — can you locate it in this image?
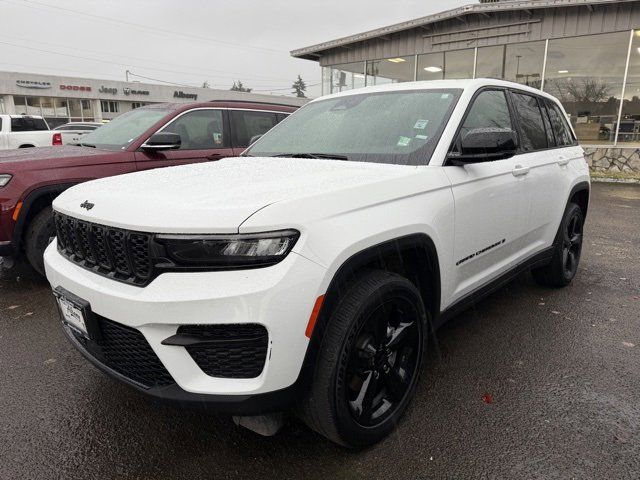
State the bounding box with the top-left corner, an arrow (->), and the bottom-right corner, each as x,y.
54,212 -> 152,285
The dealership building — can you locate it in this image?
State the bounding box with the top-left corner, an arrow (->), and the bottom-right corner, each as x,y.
0,71 -> 305,128
293,0 -> 640,161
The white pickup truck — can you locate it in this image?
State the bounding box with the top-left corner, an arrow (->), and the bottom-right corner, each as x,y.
0,115 -> 62,149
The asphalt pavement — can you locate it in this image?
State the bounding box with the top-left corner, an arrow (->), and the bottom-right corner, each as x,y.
1,182 -> 639,479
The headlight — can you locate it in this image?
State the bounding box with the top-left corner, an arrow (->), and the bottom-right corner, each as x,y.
156,230 -> 300,268
0,174 -> 12,187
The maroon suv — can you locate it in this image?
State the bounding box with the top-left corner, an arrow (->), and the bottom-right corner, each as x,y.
0,100 -> 298,274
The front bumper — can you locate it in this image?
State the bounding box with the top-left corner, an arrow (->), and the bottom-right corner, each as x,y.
45,240 -> 327,411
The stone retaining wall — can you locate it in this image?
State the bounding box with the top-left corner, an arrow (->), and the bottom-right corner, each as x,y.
583,147 -> 640,173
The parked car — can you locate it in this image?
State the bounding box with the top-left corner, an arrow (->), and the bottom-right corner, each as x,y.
0,114 -> 62,149
44,80 -> 590,448
54,122 -> 104,145
0,100 -> 297,274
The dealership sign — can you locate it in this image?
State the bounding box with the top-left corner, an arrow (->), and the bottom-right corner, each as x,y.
60,84 -> 92,92
174,91 -> 198,100
16,80 -> 51,89
99,86 -> 150,96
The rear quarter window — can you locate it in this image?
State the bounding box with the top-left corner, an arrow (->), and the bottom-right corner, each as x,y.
11,117 -> 49,132
511,92 -> 548,151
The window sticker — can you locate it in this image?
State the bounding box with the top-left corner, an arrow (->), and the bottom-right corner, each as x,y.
397,136 -> 412,147
414,119 -> 429,130
416,134 -> 429,140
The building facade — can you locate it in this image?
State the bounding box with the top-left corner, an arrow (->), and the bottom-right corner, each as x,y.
292,0 -> 640,148
0,71 -> 305,128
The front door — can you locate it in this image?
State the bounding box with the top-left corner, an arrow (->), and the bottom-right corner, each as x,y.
135,108 -> 234,170
444,89 -> 529,302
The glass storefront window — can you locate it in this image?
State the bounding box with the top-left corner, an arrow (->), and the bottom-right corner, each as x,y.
476,45 -> 505,79
618,31 -> 640,145
321,62 -> 365,95
13,96 -> 26,115
444,49 -> 474,79
504,41 -> 545,87
26,97 -> 40,115
366,56 -> 415,85
41,97 -> 55,116
81,100 -> 92,118
68,99 -> 82,119
544,31 -> 628,145
55,98 -> 68,117
417,52 -> 444,81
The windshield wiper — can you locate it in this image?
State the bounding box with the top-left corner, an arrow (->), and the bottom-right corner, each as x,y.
270,153 -> 349,161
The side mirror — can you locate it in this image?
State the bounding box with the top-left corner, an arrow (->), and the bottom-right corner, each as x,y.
141,132 -> 181,151
249,134 -> 263,146
448,128 -> 517,165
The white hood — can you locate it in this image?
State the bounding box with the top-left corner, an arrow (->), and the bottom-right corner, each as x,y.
53,157 -> 418,233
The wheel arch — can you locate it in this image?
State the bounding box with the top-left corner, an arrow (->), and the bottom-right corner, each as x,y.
12,183 -> 77,251
296,233 -> 441,393
568,181 -> 590,219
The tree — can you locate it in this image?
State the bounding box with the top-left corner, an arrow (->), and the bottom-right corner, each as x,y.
202,81 -> 210,89
292,75 -> 307,98
230,81 -> 252,92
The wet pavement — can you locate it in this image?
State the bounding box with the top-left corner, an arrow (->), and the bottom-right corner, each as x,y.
1,182 -> 639,479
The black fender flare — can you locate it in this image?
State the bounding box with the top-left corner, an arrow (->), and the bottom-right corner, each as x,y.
11,183 -> 78,251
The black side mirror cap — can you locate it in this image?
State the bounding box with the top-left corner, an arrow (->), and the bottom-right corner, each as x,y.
141,132 -> 182,151
448,127 -> 517,165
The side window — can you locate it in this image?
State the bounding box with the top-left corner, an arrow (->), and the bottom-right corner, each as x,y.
230,110 -> 278,147
511,92 -> 548,151
540,98 -> 556,148
163,109 -> 225,150
11,117 -> 48,132
546,100 -> 575,146
460,90 -> 513,136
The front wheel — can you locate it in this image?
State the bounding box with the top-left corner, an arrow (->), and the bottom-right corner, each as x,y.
24,206 -> 56,277
299,270 -> 428,448
532,202 -> 584,288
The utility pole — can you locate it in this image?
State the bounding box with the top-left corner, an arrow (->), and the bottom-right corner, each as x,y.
126,70 -> 131,82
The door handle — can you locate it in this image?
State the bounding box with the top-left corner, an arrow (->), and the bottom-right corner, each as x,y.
512,164 -> 530,177
557,157 -> 570,167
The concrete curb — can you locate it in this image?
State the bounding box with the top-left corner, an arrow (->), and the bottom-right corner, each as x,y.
591,177 -> 640,184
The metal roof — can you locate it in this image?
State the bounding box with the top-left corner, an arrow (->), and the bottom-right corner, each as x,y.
291,0 -> 637,60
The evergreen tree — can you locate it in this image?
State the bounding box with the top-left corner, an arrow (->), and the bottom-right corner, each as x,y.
230,81 -> 252,92
292,75 -> 307,98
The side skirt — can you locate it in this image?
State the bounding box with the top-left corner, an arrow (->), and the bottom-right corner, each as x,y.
435,246 -> 554,329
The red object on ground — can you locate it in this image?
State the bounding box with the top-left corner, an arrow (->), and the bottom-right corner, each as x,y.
482,393 -> 493,404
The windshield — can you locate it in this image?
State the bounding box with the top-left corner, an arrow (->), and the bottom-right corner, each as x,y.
247,88 -> 461,165
79,108 -> 171,150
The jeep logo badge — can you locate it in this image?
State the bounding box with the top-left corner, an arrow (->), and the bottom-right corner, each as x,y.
80,200 -> 95,211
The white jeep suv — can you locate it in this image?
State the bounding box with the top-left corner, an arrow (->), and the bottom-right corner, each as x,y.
45,79 -> 590,448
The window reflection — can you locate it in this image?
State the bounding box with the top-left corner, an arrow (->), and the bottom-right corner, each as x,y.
544,31 -> 628,145
444,49 -> 474,79
476,46 -> 505,79
504,41 -> 545,87
322,62 -> 365,95
366,56 -> 415,85
619,31 -> 640,144
417,53 -> 444,81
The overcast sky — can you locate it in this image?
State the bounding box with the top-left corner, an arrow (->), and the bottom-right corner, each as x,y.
0,0 -> 471,98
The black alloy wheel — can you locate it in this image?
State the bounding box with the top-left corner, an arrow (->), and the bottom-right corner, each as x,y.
345,297 -> 421,427
562,208 -> 583,279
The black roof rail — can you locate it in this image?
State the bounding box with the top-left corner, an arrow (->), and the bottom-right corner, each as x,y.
207,99 -> 300,107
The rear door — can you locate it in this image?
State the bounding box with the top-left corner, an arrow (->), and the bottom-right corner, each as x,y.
445,88 -> 529,301
135,108 -> 234,170
228,109 -> 280,155
508,91 -> 575,255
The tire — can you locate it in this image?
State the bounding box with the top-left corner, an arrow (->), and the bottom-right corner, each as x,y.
299,270 -> 428,448
532,202 -> 584,288
25,206 -> 56,277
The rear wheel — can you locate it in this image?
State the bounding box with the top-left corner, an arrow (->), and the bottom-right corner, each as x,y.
532,202 -> 584,288
25,206 -> 55,277
299,270 -> 428,448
